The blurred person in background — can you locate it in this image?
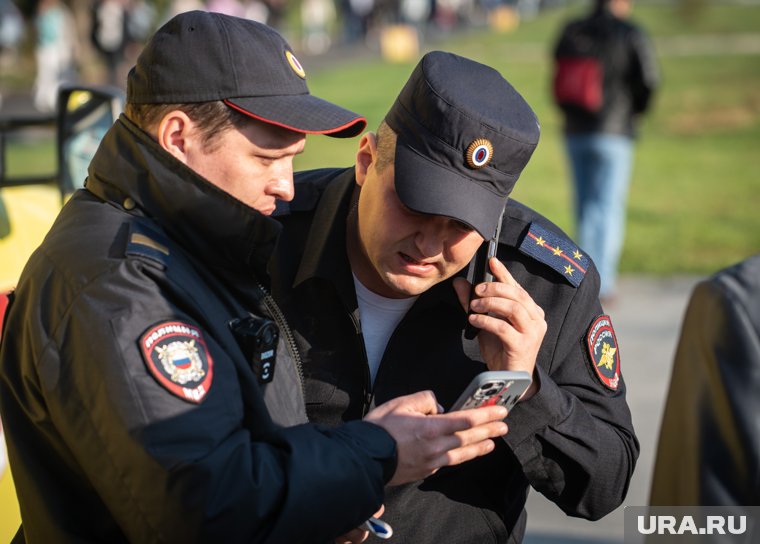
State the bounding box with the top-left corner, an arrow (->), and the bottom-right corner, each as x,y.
91,0 -> 129,86
650,253 -> 760,508
0,0 -> 24,109
206,0 -> 246,18
242,0 -> 270,23
164,0 -> 204,22
33,0 -> 78,112
551,0 -> 658,305
123,0 -> 156,67
92,0 -> 156,88
340,0 -> 375,44
301,0 -> 336,54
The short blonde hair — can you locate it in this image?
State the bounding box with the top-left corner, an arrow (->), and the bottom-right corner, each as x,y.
374,121 -> 397,173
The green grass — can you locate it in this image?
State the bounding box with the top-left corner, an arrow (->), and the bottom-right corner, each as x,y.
297,2 -> 760,275
3,138 -> 56,179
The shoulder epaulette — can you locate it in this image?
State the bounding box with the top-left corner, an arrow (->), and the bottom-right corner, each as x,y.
518,222 -> 589,287
125,222 -> 171,269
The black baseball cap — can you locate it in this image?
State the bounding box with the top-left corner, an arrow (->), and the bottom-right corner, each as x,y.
384,51 -> 540,239
127,11 -> 366,138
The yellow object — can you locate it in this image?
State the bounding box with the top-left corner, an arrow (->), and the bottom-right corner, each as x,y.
0,185 -> 61,291
1,466 -> 21,542
380,24 -> 420,64
0,184 -> 60,538
488,6 -> 520,33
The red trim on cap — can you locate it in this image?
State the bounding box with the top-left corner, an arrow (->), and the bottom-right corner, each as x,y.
223,100 -> 366,135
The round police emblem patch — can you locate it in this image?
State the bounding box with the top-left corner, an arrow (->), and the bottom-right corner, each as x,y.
285,50 -> 306,79
465,138 -> 493,169
139,321 -> 213,403
585,315 -> 620,390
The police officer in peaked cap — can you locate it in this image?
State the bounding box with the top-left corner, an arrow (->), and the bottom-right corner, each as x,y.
271,50 -> 638,543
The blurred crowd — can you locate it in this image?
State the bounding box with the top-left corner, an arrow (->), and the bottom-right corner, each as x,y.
0,0 -> 551,112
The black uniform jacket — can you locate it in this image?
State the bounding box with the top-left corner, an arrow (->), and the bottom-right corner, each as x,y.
0,117 -> 396,543
650,254 -> 760,507
271,168 -> 639,544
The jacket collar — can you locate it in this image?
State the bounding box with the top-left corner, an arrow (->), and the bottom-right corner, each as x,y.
292,168 -> 359,307
85,115 -> 282,279
291,168 -> 461,314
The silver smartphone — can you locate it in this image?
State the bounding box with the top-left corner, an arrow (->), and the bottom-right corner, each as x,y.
450,370 -> 532,412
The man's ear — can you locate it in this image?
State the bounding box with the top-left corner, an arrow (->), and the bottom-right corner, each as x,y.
355,132 -> 377,187
156,110 -> 195,164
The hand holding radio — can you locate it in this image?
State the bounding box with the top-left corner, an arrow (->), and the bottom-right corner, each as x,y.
454,257 -> 547,400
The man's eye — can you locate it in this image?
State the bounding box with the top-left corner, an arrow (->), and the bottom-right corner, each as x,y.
256,156 -> 275,166
453,220 -> 474,232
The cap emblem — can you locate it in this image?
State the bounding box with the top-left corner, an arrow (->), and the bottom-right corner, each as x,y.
466,139 -> 493,169
285,50 -> 306,79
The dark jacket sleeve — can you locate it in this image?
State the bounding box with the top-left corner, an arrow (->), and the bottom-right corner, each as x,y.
14,259 -> 394,543
629,25 -> 659,115
650,255 -> 760,506
503,265 -> 639,520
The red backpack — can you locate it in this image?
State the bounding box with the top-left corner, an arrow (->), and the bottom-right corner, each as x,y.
552,21 -> 610,113
553,56 -> 604,113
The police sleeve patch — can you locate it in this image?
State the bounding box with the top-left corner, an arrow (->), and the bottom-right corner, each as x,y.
585,315 -> 620,390
139,321 -> 214,403
518,222 -> 589,287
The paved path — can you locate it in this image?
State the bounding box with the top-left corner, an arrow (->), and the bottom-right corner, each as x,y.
524,274 -> 704,544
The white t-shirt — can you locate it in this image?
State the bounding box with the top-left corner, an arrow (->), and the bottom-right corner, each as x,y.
353,274 -> 418,384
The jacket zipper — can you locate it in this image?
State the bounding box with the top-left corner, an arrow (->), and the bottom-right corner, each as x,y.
347,310 -> 374,415
256,281 -> 307,400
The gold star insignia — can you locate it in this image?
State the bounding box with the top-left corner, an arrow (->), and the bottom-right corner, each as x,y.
552,247 -> 563,257
564,265 -> 574,276
573,250 -> 583,260
535,236 -> 545,247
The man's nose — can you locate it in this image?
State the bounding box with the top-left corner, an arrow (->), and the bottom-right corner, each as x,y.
414,217 -> 448,258
268,167 -> 295,202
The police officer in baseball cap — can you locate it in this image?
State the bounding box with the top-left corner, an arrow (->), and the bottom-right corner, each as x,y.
0,15 -> 512,543
272,51 -> 637,543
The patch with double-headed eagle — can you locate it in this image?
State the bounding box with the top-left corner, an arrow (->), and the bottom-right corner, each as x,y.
139,321 -> 213,404
585,315 -> 621,390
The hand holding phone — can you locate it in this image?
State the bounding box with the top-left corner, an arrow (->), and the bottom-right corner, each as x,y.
450,370 -> 532,412
464,206 -> 506,340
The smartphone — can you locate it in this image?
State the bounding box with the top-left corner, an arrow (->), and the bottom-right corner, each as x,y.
450,370 -> 532,412
464,206 -> 507,340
